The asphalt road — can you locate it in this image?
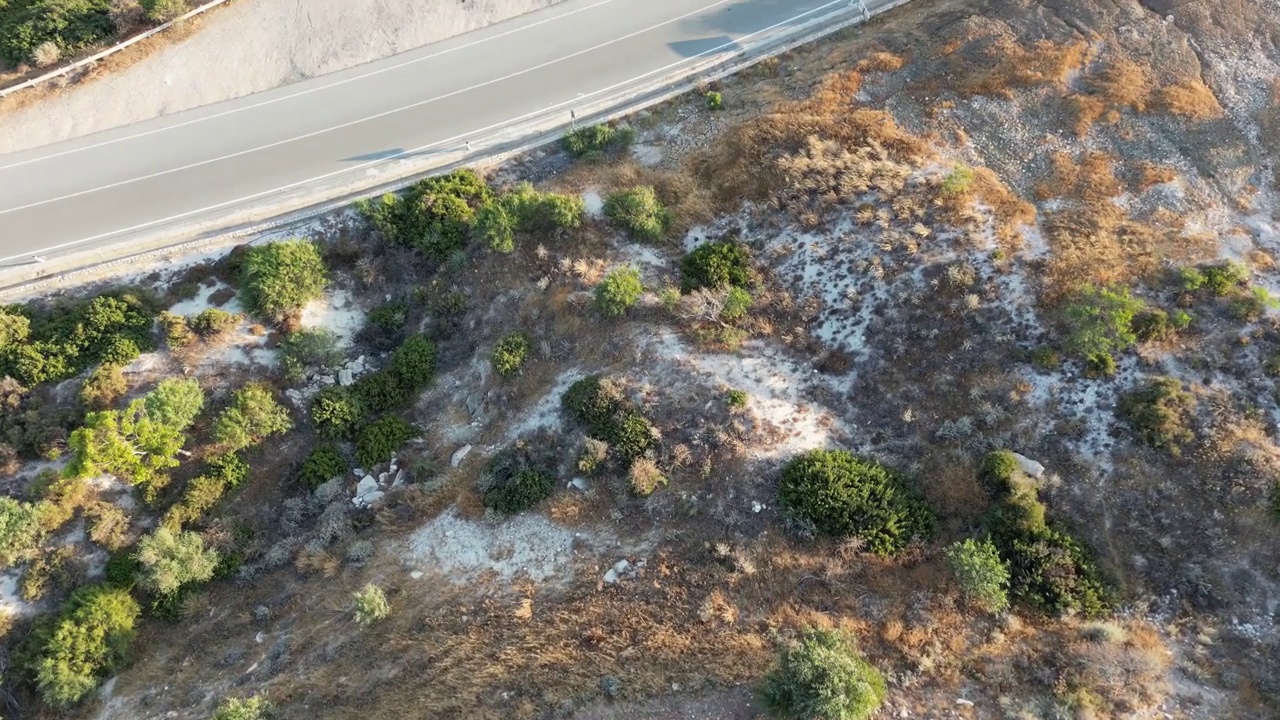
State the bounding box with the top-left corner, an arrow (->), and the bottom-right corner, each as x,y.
0,0 -> 870,267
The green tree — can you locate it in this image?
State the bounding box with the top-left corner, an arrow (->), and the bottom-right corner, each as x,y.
310,385 -> 364,439
143,377 -> 205,430
32,585 -> 139,707
66,399 -> 185,491
681,241 -> 753,291
358,170 -> 493,258
1062,286 -> 1144,364
603,186 -> 671,242
0,308 -> 31,348
595,267 -> 644,317
135,527 -> 218,597
945,538 -> 1011,613
762,627 -> 886,720
778,449 -> 934,555
240,240 -> 329,320
214,384 -> 293,451
300,444 -> 346,487
0,496 -> 44,568
355,416 -> 415,467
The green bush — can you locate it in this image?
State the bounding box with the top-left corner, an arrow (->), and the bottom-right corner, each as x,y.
726,389 -> 749,409
484,445 -> 556,514
143,377 -> 204,430
762,627 -> 886,720
491,332 -> 530,377
595,266 -> 644,317
1132,308 -> 1176,342
721,287 -> 753,322
681,241 -> 754,291
561,376 -> 656,463
1201,261 -> 1249,297
135,527 -> 218,598
1084,350 -> 1118,379
1228,286 -> 1279,322
189,308 -> 241,339
279,328 -> 344,381
1175,266 -> 1206,293
1062,286 -> 1144,361
603,186 -> 671,242
310,385 -> 364,439
475,183 -> 584,253
353,583 -> 391,626
139,0 -> 186,22
386,333 -> 438,393
79,363 -> 127,410
1117,377 -> 1196,455
355,417 -> 415,467
939,165 -> 975,196
300,444 -> 346,487
213,695 -> 273,720
0,308 -> 31,347
563,123 -> 635,159
31,584 -> 139,707
0,0 -> 116,69
362,300 -> 408,351
206,452 -> 249,489
162,474 -> 227,530
706,90 -> 724,110
214,383 -> 293,451
357,170 -> 493,258
945,538 -> 1011,614
777,450 -> 935,556
67,399 -> 185,493
240,240 -> 329,320
0,294 -> 154,386
0,496 -> 44,568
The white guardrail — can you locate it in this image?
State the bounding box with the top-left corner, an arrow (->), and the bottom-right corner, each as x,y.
0,0 -> 234,99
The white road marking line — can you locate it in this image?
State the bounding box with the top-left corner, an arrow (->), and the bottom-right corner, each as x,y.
0,0 -> 847,264
0,0 -> 623,171
0,0 -> 739,215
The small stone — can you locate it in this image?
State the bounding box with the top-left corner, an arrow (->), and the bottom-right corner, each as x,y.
285,388 -> 303,401
355,476 -> 378,497
1011,452 -> 1045,479
362,490 -> 385,505
956,698 -> 974,707
603,569 -> 620,584
254,632 -> 265,644
751,501 -> 765,513
391,469 -> 407,488
319,375 -> 335,385
569,478 -> 589,491
338,368 -> 354,386
353,468 -> 364,476
613,559 -> 630,574
410,571 -> 424,580
378,472 -> 389,485
450,444 -> 473,468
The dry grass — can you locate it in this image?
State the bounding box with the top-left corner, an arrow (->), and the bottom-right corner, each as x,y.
1035,151 -> 1125,204
1064,57 -> 1224,134
1155,79 -> 1225,119
1134,161 -> 1179,191
933,21 -> 1089,99
855,51 -> 907,73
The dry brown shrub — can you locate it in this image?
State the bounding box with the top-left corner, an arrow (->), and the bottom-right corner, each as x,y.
1062,621 -> 1172,715
1086,58 -> 1155,113
933,21 -> 1089,99
855,51 -> 906,73
1042,204 -> 1156,300
1064,93 -> 1116,137
1156,79 -> 1225,119
295,548 -> 341,577
1135,161 -> 1178,190
1035,151 -> 1125,204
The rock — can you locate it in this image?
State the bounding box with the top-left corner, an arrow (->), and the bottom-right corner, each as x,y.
569,478 -> 589,492
285,388 -> 303,402
450,444 -> 473,468
751,501 -> 765,513
254,632 -> 265,644
353,468 -> 364,477
410,570 -> 423,580
604,559 -> 630,583
1011,452 -> 1045,479
956,698 -> 974,707
319,375 -> 336,385
355,475 -> 378,497
603,568 -> 621,584
362,490 -> 385,505
378,472 -> 389,485
338,368 -> 354,386
391,469 -> 407,488
599,676 -> 621,699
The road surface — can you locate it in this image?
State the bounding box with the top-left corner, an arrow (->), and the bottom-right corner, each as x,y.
0,0 -> 886,270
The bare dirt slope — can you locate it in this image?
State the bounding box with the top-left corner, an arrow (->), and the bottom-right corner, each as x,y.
0,0 -> 566,155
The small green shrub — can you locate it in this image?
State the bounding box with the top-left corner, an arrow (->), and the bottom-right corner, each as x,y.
1175,266 -> 1206,293
31,584 -> 139,707
680,241 -> 753,291
362,301 -> 408,351
1062,286 -> 1144,361
1117,377 -> 1196,455
135,527 -> 218,598
189,308 -> 241,339
491,332 -> 531,377
1228,286 -> 1279,322
595,267 -> 644,317
762,627 -> 886,720
603,186 -> 671,242
79,363 -> 127,410
357,170 -> 493,258
484,460 -> 555,513
0,496 -> 45,568
576,438 -> 609,475
945,538 -> 1011,614
300,444 -> 346,488
279,328 -> 344,381
139,0 -> 186,22
213,695 -> 273,720
777,450 -> 935,556
563,123 -> 635,159
726,389 -> 749,409
628,457 -> 667,497
158,312 -> 194,348
386,333 -> 438,394
1030,345 -> 1061,371
353,583 -> 391,626
214,384 -> 293,451
706,90 -> 724,110
721,287 -> 753,322
310,386 -> 364,439
162,474 -> 227,530
475,183 -> 584,253
355,417 -> 416,467
239,240 -> 328,321
1201,261 -> 1249,297
1084,351 -> 1117,379
1132,308 -> 1176,342
206,452 -> 249,489
939,165 -> 975,196
979,449 -> 1019,489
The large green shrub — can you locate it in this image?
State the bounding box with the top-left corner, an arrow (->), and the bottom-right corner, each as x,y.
945,538 -> 1011,613
143,377 -> 204,430
310,385 -> 364,439
777,450 -> 934,556
562,123 -> 635,159
1117,377 -> 1196,455
78,363 -> 127,410
135,527 -> 218,598
139,0 -> 186,22
475,183 -> 584,253
189,308 -> 241,339
0,496 -> 44,568
214,383 -> 293,451
0,0 -> 116,69
31,584 -> 139,707
561,376 -> 656,463
681,241 -> 754,291
386,333 -> 437,391
762,627 -> 886,720
355,417 -> 416,467
595,267 -> 644,317
483,443 -> 556,514
239,240 -> 329,320
1061,286 -> 1144,370
358,170 -> 493,258
0,294 -> 154,386
300,444 -> 346,487
279,328 -> 344,381
67,399 -> 185,492
491,332 -> 530,377
603,186 -> 671,242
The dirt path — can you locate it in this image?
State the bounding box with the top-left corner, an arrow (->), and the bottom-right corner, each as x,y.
0,0 -> 567,155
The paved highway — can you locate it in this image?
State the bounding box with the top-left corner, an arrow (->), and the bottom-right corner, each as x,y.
0,0 -> 877,269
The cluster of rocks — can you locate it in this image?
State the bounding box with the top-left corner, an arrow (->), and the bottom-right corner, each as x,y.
602,557 -> 645,584
351,457 -> 406,508
284,355 -> 373,408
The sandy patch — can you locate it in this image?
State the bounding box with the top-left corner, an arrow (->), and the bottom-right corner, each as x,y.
0,0 -> 568,153
404,507 -> 579,583
299,288 -> 364,347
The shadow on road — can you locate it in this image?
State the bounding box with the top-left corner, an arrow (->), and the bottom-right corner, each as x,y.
668,36 -> 740,58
